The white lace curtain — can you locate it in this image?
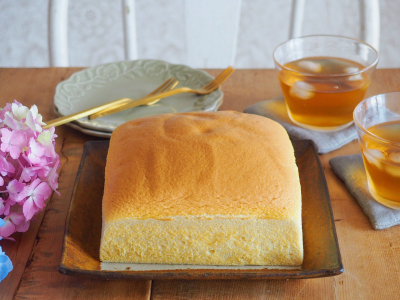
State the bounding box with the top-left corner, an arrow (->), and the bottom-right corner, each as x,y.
0,0 -> 397,68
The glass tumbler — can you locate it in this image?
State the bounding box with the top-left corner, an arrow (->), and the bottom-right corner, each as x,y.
273,35 -> 378,132
354,92 -> 400,209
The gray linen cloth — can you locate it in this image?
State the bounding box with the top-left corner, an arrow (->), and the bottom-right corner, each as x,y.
244,98 -> 357,154
330,154 -> 400,229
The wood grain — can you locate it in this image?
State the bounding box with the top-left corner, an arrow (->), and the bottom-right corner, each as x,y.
0,68 -> 77,299
0,68 -> 151,300
0,68 -> 399,299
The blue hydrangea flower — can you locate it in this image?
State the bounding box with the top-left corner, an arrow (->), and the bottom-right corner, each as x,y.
0,218 -> 13,282
0,245 -> 13,281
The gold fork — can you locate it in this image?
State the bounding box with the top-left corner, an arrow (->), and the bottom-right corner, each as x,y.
43,78 -> 177,129
89,66 -> 235,120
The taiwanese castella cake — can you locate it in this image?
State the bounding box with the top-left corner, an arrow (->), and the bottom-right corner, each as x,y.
99,111 -> 303,266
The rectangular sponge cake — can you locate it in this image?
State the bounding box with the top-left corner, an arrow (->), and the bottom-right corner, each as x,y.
100,111 -> 303,266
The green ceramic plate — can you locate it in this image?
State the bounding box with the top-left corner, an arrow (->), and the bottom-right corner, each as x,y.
54,60 -> 223,134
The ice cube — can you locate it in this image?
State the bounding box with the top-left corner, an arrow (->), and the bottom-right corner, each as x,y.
345,67 -> 359,74
348,74 -> 364,81
280,73 -> 300,87
388,152 -> 400,164
384,165 -> 400,177
298,61 -> 322,73
364,149 -> 385,168
367,149 -> 385,159
343,66 -> 363,81
289,81 -> 316,100
364,137 -> 387,152
294,81 -> 315,91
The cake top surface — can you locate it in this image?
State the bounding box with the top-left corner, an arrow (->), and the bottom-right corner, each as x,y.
102,111 -> 301,223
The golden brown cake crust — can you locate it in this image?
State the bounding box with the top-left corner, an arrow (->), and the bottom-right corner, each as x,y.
102,111 -> 301,223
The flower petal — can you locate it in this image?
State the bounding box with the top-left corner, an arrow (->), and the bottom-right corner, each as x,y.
29,138 -> 45,157
0,219 -> 15,238
11,103 -> 20,117
9,146 -> 22,160
2,112 -> 22,130
25,111 -> 42,133
32,182 -> 51,209
7,179 -> 25,194
12,103 -> 29,120
0,245 -> 13,281
18,178 -> 41,201
9,212 -> 25,225
22,198 -> 37,221
15,218 -> 30,233
10,130 -> 28,149
0,128 -> 12,144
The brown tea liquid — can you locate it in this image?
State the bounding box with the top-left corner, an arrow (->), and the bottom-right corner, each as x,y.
279,57 -> 369,130
361,121 -> 400,205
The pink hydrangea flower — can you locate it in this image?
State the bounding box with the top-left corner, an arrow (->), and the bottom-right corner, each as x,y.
25,105 -> 45,133
0,128 -> 27,159
18,178 -> 51,221
3,112 -> 24,131
11,103 -> 29,121
0,200 -> 5,215
0,103 -> 13,120
0,212 -> 30,239
7,180 -> 25,202
27,138 -> 46,165
0,100 -> 59,282
0,156 -> 15,185
20,166 -> 41,183
37,127 -> 57,158
47,160 -> 60,196
0,199 -> 13,217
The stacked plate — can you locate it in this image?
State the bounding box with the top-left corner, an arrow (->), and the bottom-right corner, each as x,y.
54,60 -> 224,138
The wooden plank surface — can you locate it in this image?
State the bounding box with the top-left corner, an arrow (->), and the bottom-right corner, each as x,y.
0,68 -> 399,299
0,68 -> 151,300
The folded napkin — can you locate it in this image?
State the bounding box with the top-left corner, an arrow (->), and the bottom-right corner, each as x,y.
330,154 -> 400,230
244,98 -> 358,154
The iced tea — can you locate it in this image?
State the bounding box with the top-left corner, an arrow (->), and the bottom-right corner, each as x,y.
361,121 -> 400,206
279,57 -> 370,130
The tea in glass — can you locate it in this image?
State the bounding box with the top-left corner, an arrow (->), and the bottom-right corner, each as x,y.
274,35 -> 378,132
354,93 -> 400,209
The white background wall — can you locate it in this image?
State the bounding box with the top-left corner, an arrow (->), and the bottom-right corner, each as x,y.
0,0 -> 399,68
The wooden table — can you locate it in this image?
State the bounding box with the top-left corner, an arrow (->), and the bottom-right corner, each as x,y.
0,68 -> 399,299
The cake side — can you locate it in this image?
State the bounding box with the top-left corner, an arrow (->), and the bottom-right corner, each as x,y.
102,111 -> 301,223
100,216 -> 303,266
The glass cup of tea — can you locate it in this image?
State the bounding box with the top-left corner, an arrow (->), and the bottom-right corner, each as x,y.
273,35 -> 379,132
354,92 -> 400,209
